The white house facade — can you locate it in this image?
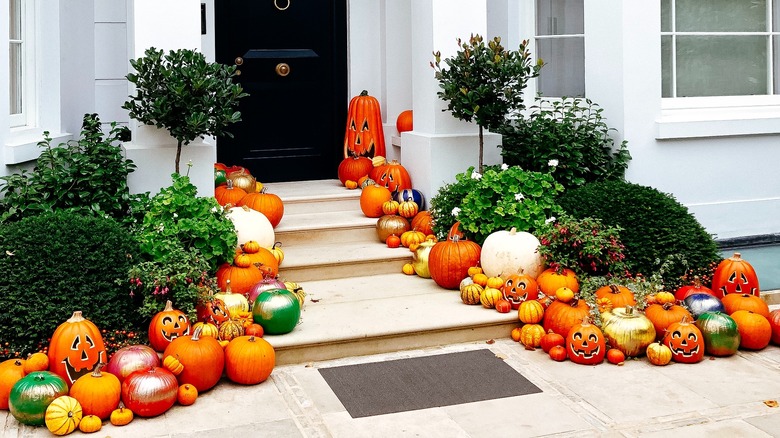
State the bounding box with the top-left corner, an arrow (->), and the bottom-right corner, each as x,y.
2,0 -> 779,241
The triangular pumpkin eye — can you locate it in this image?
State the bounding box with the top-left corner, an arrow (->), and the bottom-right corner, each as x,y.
361,119 -> 370,132
71,336 -> 81,350
349,120 -> 356,131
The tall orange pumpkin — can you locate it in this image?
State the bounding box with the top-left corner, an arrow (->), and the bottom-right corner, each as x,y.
224,336 -> 276,385
343,90 -> 386,158
360,184 -> 393,218
370,160 -> 412,196
337,156 -> 374,185
48,311 -> 107,387
237,189 -> 284,228
162,327 -> 225,392
69,363 -> 120,420
148,300 -> 191,352
427,236 -> 482,290
711,252 -> 760,298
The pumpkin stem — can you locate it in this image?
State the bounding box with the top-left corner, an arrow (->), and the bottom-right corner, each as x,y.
226,279 -> 233,293
360,90 -> 369,96
274,242 -> 283,249
91,362 -> 106,377
731,252 -> 742,260
191,325 -> 203,341
163,300 -> 174,312
693,275 -> 702,288
67,311 -> 85,323
662,302 -> 674,310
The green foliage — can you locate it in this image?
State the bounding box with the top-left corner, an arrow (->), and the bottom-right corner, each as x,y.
536,214 -> 629,278
430,165 -> 563,245
0,211 -> 144,360
0,114 -> 148,226
123,47 -> 248,173
126,246 -> 217,321
499,97 -> 631,190
134,173 -> 237,272
432,35 -> 543,169
557,180 -> 722,289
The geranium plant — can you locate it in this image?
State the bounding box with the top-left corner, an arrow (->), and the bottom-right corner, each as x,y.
123,47 -> 248,173
430,164 -> 563,244
432,35 -> 543,171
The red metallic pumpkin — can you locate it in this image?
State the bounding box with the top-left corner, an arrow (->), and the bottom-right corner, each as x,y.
120,367 -> 178,417
711,252 -> 760,298
769,309 -> 780,345
104,345 -> 160,385
48,311 -> 107,387
674,275 -> 716,300
343,90 -> 386,158
148,300 -> 191,352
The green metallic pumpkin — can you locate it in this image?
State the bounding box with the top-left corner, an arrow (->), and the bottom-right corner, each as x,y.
252,289 -> 301,335
9,371 -> 69,426
695,311 -> 741,357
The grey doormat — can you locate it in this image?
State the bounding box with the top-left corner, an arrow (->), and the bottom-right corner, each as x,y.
318,349 -> 542,418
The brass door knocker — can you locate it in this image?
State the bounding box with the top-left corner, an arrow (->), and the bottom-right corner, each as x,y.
274,0 -> 290,11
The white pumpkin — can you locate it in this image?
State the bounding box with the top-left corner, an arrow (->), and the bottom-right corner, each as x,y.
480,227 -> 544,278
226,205 -> 275,248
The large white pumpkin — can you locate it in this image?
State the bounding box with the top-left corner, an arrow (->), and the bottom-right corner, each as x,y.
226,205 -> 275,248
480,227 -> 544,278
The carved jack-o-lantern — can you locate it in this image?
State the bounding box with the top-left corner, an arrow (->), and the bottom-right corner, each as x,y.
48,311 -> 107,386
501,274 -> 540,310
196,294 -> 231,326
566,318 -> 606,365
662,317 -> 704,363
711,252 -> 760,298
343,90 -> 386,159
148,300 -> 192,352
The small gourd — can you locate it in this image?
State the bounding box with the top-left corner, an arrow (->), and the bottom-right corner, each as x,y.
78,414 -> 102,433
109,406 -> 133,426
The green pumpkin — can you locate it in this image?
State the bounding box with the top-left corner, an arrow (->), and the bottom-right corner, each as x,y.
215,169 -> 227,187
9,371 -> 69,426
252,288 -> 301,335
695,311 -> 741,357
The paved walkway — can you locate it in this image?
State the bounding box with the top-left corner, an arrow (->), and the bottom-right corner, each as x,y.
4,338 -> 780,437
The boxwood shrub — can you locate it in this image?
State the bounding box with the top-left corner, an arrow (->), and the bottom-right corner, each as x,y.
0,211 -> 144,359
557,180 -> 722,288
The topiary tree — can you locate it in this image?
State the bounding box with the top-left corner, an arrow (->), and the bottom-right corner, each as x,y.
432,35 -> 543,172
123,47 -> 249,174
0,211 -> 144,359
557,180 -> 723,289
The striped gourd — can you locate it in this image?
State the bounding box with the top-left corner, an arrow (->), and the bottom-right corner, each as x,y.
518,300 -> 545,324
480,287 -> 503,309
460,283 -> 484,305
218,320 -> 245,342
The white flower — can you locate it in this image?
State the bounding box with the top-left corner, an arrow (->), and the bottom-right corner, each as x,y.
157,224 -> 165,232
548,159 -> 559,167
470,171 -> 482,180
500,163 -> 509,170
172,213 -> 178,218
211,206 -> 219,213
545,216 -> 557,224
514,193 -> 525,201
451,207 -> 461,217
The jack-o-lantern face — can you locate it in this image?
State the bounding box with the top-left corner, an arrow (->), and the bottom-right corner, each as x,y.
197,297 -> 230,325
343,91 -> 386,159
48,311 -> 107,386
502,274 -> 540,310
711,253 -> 760,298
160,314 -> 191,343
63,333 -> 106,383
662,321 -> 704,363
148,300 -> 192,352
566,322 -> 605,365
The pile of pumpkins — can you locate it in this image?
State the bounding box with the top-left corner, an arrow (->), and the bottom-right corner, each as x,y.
0,307 -> 276,435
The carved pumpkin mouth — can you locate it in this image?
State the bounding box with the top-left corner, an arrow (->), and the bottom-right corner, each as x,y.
569,344 -> 600,359
63,350 -> 105,384
670,344 -> 699,357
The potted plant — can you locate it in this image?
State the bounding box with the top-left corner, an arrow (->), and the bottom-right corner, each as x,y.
432,34 -> 543,172
123,47 -> 248,174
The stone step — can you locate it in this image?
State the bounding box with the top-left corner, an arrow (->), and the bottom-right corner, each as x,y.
277,241 -> 413,282
260,273 -> 518,365
263,179 -> 363,216
273,210 -> 379,246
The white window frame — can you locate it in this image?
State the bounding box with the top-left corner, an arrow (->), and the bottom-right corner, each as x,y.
9,0 -> 35,128
533,0 -> 585,99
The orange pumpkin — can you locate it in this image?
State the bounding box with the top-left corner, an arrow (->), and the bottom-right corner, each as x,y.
0,358 -> 26,409
239,243 -> 279,278
360,185 -> 393,218
400,230 -> 426,248
711,252 -> 760,298
594,284 -> 636,309
397,201 -> 419,219
644,303 -> 692,340
216,258 -> 264,296
411,211 -> 434,236
69,363 -> 120,420
337,155 -> 374,186
237,189 -> 284,228
542,297 -> 590,338
148,300 -> 191,352
382,200 -> 400,215
662,316 -> 704,363
731,310 -> 771,350
224,336 -> 276,385
566,318 -> 606,365
214,180 -> 247,207
195,290 -> 231,325
370,160 -> 412,196
23,353 -> 49,375
501,274 -> 539,309
428,236 -> 482,290
721,293 -> 770,318
162,326 -> 225,392
48,311 -> 107,386
177,384 -> 198,406
396,109 -> 413,133
536,268 -> 579,296
343,90 -> 386,158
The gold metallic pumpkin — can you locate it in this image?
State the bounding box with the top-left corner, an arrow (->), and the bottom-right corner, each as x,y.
601,306 -> 656,358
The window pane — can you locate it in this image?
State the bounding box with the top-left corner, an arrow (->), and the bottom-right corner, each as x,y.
10,43 -> 22,115
536,0 -> 583,35
536,37 -> 585,97
775,35 -> 780,94
661,0 -> 672,32
662,35 -> 673,97
676,36 -> 767,97
9,0 -> 21,40
676,0 -> 766,32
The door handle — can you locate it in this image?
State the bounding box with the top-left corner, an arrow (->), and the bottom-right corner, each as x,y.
275,63 -> 290,77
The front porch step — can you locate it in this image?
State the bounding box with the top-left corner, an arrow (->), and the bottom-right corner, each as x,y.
262,273 -> 518,365
278,241 -> 413,282
263,179 -> 362,216
273,210 -> 378,246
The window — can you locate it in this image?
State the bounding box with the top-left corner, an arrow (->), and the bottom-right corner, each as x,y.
534,0 -> 585,97
9,0 -> 34,128
662,0 -> 780,98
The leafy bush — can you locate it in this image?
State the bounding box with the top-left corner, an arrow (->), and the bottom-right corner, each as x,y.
499,97 -> 630,190
0,114 -> 149,226
0,211 -> 144,359
536,214 -> 629,278
134,173 -> 237,272
557,180 -> 722,288
430,165 -> 563,244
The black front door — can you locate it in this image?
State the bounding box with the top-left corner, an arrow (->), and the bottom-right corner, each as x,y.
214,0 -> 347,182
